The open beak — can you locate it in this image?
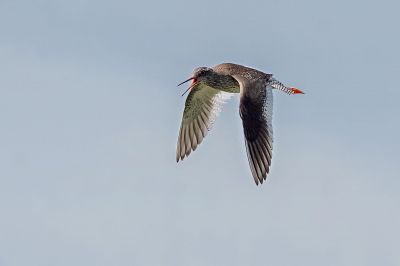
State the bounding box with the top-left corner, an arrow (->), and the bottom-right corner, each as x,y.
177,77 -> 198,96
177,77 -> 194,87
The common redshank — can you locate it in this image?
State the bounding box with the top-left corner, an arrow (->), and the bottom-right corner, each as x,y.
176,63 -> 304,185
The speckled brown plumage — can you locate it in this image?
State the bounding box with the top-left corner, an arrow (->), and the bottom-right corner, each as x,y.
176,63 -> 303,185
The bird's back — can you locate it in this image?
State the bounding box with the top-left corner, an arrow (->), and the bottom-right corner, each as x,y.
213,63 -> 272,82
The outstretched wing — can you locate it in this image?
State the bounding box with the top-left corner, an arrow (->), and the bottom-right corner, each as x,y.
239,81 -> 273,185
176,84 -> 232,162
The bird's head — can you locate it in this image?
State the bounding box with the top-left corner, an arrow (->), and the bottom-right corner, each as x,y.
178,67 -> 214,96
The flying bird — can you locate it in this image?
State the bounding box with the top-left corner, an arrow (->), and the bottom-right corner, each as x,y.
176,63 -> 304,185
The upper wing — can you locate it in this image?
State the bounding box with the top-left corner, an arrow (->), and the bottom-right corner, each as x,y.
176,83 -> 232,162
239,81 -> 274,185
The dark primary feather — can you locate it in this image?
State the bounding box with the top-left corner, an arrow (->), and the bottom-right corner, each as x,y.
228,67 -> 273,185
240,89 -> 273,185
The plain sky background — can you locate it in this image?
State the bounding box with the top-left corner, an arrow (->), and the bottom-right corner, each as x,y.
1,0 -> 399,265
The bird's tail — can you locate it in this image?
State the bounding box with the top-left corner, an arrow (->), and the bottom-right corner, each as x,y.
268,78 -> 304,94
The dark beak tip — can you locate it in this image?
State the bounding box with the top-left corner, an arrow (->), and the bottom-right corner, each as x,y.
177,77 -> 194,87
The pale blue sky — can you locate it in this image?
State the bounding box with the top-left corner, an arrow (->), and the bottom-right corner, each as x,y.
1,0 -> 399,265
